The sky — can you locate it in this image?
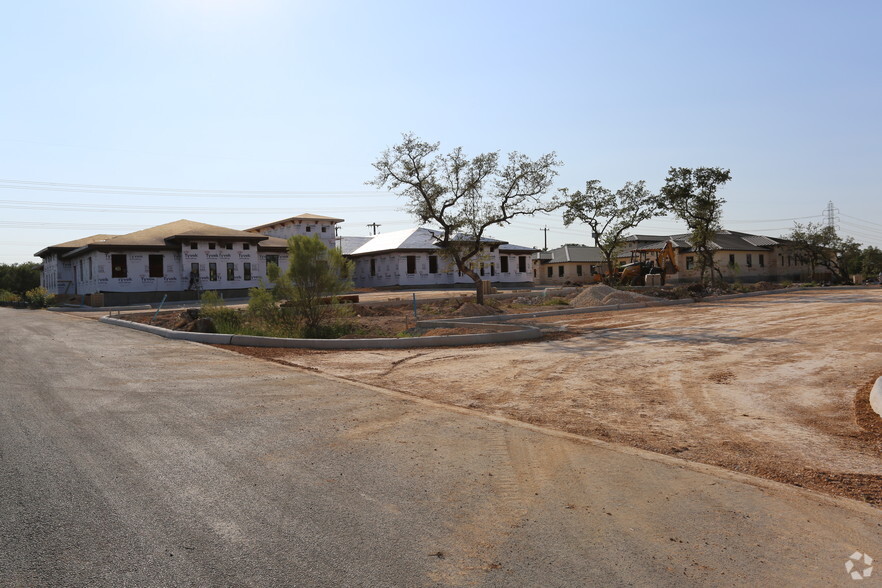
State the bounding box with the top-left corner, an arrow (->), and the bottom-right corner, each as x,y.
2,0 -> 881,264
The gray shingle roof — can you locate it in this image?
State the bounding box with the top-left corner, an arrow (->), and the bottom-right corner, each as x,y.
533,244 -> 605,263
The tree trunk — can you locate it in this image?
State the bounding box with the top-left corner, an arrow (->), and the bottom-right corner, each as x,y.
461,266 -> 484,304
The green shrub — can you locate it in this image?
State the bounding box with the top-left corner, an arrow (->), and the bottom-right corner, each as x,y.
24,287 -> 51,308
0,289 -> 21,303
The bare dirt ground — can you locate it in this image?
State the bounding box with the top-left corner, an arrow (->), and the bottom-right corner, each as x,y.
222,288 -> 882,506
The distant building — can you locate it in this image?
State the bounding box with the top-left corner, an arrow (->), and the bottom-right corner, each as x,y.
619,230 -> 823,284
35,214 -> 341,305
532,244 -> 606,285
245,213 -> 342,250
345,227 -> 537,288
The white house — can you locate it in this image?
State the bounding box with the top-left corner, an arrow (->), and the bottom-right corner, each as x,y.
35,215 -> 342,305
346,227 -> 537,288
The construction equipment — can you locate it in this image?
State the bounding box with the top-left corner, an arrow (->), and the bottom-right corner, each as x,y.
618,241 -> 679,286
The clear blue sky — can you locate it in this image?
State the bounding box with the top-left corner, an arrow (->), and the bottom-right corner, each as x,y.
2,0 -> 880,263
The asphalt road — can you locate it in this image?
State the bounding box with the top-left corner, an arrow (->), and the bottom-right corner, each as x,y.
1,308 -> 880,587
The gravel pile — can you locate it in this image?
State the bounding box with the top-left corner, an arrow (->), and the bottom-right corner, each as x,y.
571,285 -> 654,308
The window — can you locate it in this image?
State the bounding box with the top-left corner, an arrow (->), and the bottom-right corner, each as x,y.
88,258 -> 93,280
111,254 -> 127,278
209,263 -> 218,281
576,265 -> 583,276
480,263 -> 485,276
266,254 -> 279,268
729,254 -> 736,267
244,262 -> 252,281
148,255 -> 164,278
746,254 -> 753,268
208,243 -> 216,250
243,243 -> 250,250
490,262 -> 495,276
428,255 -> 438,274
686,256 -> 694,270
370,258 -> 376,277
406,255 -> 416,274
306,225 -> 312,232
759,254 -> 765,268
321,226 -> 327,233
558,266 -> 564,277
225,243 -> 233,250
190,242 -> 198,250
500,256 -> 509,273
79,260 -> 83,281
788,255 -> 792,267
547,266 -> 553,278
518,256 -> 527,273
227,263 -> 235,281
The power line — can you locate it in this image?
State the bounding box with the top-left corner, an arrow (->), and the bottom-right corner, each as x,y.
840,213 -> 882,229
0,178 -> 394,199
0,199 -> 399,214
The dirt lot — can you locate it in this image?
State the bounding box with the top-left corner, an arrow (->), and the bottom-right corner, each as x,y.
223,289 -> 882,506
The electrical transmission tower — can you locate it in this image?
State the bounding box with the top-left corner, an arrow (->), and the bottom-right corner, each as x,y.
823,201 -> 839,231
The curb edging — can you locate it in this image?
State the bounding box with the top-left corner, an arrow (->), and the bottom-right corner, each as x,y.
99,315 -> 542,349
870,377 -> 882,420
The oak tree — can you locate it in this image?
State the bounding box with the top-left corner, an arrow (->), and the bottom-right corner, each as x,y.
561,179 -> 661,282
659,167 -> 731,285
370,133 -> 563,303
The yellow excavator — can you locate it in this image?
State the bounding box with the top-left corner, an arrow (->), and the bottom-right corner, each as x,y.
618,241 -> 679,286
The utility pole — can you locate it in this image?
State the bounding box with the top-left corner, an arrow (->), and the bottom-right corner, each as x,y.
540,226 -> 549,251
367,222 -> 381,235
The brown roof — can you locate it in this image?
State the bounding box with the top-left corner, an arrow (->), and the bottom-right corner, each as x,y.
34,234 -> 117,257
247,213 -> 344,232
59,220 -> 271,258
105,219 -> 265,246
256,236 -> 291,251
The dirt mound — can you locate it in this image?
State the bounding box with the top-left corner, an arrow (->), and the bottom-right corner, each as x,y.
601,291 -> 654,305
570,285 -> 655,308
454,302 -> 503,317
570,284 -> 619,307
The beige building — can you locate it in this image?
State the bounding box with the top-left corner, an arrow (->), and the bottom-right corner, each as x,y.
532,244 -> 606,285
620,231 -> 825,284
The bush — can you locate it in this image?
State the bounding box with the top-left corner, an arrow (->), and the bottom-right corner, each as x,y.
24,287 -> 51,308
0,262 -> 41,295
0,289 -> 21,303
266,235 -> 354,338
199,291 -> 241,333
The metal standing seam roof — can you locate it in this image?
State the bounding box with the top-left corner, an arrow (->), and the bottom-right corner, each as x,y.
348,227 -> 512,257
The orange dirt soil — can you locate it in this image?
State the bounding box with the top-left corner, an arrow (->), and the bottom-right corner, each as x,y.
219,289 -> 882,507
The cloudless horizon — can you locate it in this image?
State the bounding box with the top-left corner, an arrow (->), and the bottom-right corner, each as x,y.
2,0 -> 881,264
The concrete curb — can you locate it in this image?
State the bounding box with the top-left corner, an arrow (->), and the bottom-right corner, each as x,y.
870,377 -> 882,420
100,316 -> 234,344
98,285 -> 865,349
100,315 -> 541,349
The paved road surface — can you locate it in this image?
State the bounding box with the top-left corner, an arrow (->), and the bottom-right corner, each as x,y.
1,307 -> 880,587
